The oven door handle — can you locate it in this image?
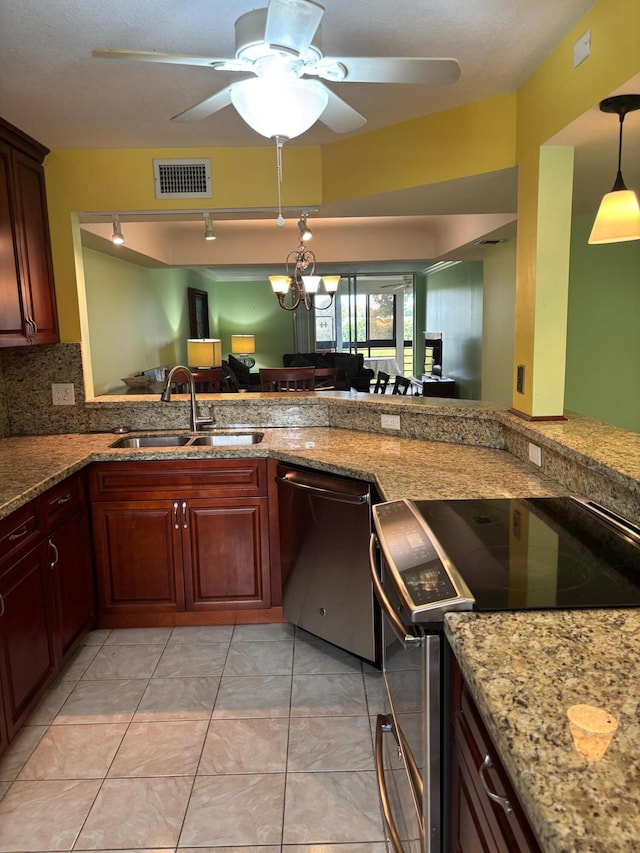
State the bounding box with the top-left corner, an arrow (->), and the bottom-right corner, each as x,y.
369,534 -> 423,648
375,714 -> 406,853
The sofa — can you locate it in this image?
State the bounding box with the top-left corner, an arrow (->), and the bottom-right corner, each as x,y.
283,352 -> 375,392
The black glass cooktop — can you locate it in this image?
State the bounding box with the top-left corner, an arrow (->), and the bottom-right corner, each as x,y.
410,497 -> 640,612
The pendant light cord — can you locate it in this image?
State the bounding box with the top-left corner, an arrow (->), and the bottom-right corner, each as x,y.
275,136 -> 285,227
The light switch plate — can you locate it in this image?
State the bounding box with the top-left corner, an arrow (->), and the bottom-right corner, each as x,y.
51,383 -> 75,405
573,29 -> 591,67
381,414 -> 401,430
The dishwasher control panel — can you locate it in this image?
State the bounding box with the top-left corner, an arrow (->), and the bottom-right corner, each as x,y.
373,499 -> 474,622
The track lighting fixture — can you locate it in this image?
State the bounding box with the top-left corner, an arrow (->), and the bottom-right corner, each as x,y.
298,212 -> 312,242
203,213 -> 216,241
589,94 -> 640,244
111,215 -> 124,245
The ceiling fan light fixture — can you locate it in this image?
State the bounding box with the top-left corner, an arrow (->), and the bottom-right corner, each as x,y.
588,94 -> 640,245
111,215 -> 124,245
230,77 -> 329,139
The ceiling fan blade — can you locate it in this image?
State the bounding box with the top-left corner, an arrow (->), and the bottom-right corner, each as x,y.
92,48 -> 245,70
322,56 -> 461,85
320,88 -> 367,134
171,86 -> 234,122
264,0 -> 324,56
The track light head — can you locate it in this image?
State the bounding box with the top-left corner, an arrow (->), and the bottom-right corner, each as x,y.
203,213 -> 216,241
111,215 -> 124,245
298,212 -> 312,242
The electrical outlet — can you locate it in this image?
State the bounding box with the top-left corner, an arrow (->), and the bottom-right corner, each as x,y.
381,414 -> 401,430
516,364 -> 525,395
528,442 -> 542,467
51,383 -> 75,405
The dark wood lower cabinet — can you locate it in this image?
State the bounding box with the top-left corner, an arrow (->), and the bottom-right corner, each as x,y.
0,542 -> 57,739
449,654 -> 542,852
88,460 -> 274,623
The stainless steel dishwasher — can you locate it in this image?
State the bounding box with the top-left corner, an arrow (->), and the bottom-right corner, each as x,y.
276,462 -> 381,665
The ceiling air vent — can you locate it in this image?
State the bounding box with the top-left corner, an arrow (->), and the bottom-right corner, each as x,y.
153,158 -> 212,199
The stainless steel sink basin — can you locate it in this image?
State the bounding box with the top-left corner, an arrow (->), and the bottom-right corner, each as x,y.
190,432 -> 264,446
110,434 -> 191,448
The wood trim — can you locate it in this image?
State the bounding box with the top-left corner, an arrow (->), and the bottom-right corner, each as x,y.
508,408 -> 567,422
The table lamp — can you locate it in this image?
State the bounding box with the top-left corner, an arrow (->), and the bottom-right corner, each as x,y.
187,338 -> 222,368
231,334 -> 256,368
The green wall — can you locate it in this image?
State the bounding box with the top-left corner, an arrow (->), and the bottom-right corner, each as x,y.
565,217 -> 640,432
83,249 -> 215,394
212,279 -> 295,368
425,262 -> 484,400
481,240 -> 517,405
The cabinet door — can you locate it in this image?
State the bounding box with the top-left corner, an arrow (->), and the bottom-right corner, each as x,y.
184,498 -> 271,610
10,148 -> 58,344
0,543 -> 57,738
49,508 -> 96,659
92,501 -> 184,614
0,141 -> 24,343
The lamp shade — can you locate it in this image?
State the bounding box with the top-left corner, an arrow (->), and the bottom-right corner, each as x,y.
322,275 -> 341,293
588,189 -> 640,244
231,334 -> 255,355
187,338 -> 222,368
269,275 -> 291,294
230,78 -> 329,140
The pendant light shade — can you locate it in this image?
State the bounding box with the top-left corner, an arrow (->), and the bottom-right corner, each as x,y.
230,78 -> 329,140
588,94 -> 640,245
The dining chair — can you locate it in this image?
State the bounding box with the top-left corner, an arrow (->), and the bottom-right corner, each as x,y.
163,367 -> 222,393
313,367 -> 339,390
392,375 -> 411,395
373,371 -> 390,394
259,367 -> 316,391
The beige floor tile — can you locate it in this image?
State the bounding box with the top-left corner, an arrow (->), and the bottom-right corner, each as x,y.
24,678 -> 77,727
75,776 -> 193,850
17,722 -> 127,780
82,628 -> 112,646
291,673 -> 368,716
82,644 -> 165,680
198,718 -> 289,774
293,637 -> 364,674
108,720 -> 208,777
232,622 -> 295,642
134,676 -> 220,721
179,848 -> 280,853
170,625 -> 234,645
154,642 -> 229,677
212,675 -> 292,718
283,846 -> 387,853
0,778 -> 100,851
223,640 -> 294,676
104,627 -> 173,645
287,716 -> 374,772
57,643 -> 100,680
0,725 -> 46,781
54,678 -> 149,724
363,671 -> 387,716
180,774 -> 286,847
283,771 -> 385,844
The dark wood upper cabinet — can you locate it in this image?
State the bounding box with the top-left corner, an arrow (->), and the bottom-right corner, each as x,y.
0,117 -> 58,347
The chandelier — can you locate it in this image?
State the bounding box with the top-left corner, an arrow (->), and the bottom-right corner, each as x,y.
268,217 -> 341,311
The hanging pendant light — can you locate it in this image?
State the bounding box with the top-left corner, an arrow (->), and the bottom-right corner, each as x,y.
589,94 -> 640,244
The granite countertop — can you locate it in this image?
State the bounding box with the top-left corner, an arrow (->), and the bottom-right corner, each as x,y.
445,610 -> 640,852
0,425 -> 566,520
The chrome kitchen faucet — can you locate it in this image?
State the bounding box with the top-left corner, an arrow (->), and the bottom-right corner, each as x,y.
160,365 -> 214,431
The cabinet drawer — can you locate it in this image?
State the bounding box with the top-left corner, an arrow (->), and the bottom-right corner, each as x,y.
39,471 -> 85,532
0,501 -> 42,569
88,459 -> 267,500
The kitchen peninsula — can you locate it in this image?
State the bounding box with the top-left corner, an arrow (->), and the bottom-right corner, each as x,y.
0,393 -> 638,852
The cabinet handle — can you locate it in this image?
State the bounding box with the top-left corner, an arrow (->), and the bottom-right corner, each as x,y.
479,755 -> 512,814
56,493 -> 73,505
48,539 -> 59,570
181,501 -> 188,529
173,501 -> 179,529
9,525 -> 28,541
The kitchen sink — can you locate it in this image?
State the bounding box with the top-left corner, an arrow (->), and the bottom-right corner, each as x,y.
190,432 -> 264,446
110,431 -> 264,448
110,434 -> 191,448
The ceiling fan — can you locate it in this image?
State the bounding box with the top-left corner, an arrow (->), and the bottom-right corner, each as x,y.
93,0 -> 461,141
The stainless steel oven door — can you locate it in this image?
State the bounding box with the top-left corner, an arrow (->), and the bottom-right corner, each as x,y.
370,535 -> 441,853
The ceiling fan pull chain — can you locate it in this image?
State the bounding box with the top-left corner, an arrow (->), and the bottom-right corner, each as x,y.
275,135 -> 285,227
